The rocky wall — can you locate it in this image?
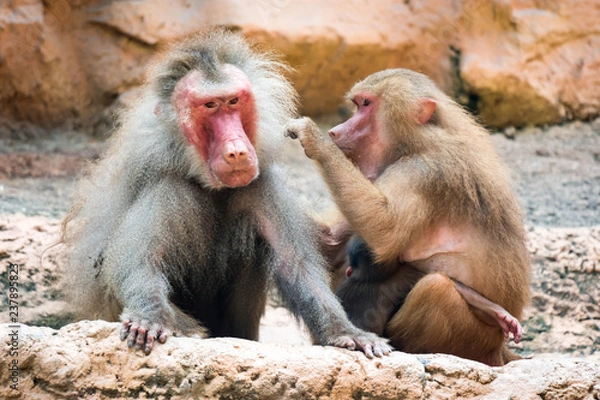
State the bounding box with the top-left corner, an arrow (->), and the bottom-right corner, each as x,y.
1,0 -> 599,133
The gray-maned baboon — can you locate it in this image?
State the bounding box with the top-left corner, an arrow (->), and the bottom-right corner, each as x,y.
61,29 -> 390,357
285,68 -> 530,366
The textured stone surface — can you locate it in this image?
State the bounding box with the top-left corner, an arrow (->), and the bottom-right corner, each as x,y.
458,0 -> 600,127
517,226 -> 600,358
1,119 -> 599,398
1,321 -> 599,399
1,0 -> 599,132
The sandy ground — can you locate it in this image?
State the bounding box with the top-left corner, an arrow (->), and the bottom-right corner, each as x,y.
1,118 -> 599,361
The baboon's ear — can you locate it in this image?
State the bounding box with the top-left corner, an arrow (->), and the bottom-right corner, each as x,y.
417,98 -> 437,124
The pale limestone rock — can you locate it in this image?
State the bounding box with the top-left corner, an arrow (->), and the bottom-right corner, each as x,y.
1,321 -> 599,399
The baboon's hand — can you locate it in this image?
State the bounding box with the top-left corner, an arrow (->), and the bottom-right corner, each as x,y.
285,117 -> 329,160
120,317 -> 170,354
329,332 -> 393,359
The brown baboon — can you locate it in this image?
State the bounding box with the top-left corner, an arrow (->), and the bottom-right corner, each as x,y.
285,68 -> 530,366
61,29 -> 390,357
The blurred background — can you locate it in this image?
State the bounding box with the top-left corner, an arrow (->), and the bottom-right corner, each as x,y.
0,0 -> 598,136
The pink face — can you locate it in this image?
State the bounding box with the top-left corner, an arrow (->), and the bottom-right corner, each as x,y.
329,92 -> 379,157
172,64 -> 259,188
329,92 -> 388,181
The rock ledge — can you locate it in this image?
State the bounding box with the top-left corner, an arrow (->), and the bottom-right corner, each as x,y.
1,321 -> 599,399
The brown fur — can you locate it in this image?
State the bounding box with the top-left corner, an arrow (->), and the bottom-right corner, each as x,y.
286,68 -> 531,366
